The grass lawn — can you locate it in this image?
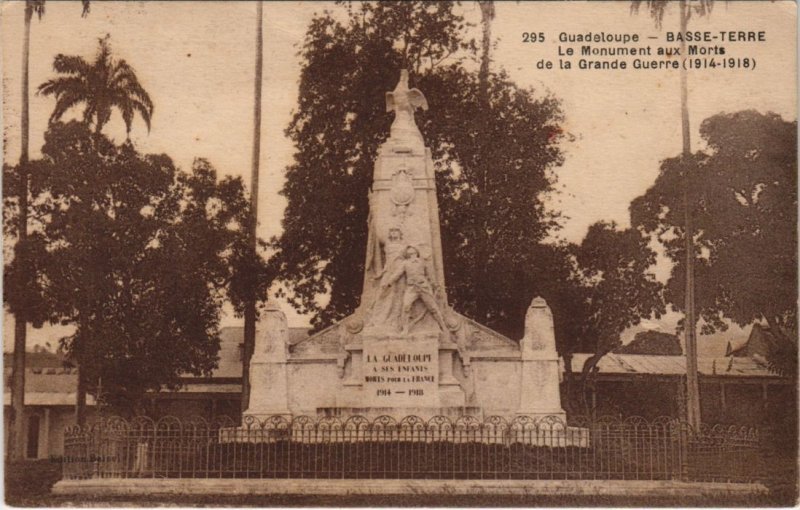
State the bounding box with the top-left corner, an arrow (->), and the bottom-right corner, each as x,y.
5,460 -> 796,507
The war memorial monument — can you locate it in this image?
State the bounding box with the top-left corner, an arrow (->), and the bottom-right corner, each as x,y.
243,71 -> 565,424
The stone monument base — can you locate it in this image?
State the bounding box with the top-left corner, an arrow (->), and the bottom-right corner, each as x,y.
218,426 -> 589,446
219,413 -> 589,447
316,405 -> 483,420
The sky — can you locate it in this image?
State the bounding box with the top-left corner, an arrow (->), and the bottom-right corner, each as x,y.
2,1 -> 796,354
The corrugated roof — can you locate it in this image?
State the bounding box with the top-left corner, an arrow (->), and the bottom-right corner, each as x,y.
570,353 -> 780,378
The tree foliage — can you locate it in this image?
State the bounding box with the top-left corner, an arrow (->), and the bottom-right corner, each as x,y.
24,0 -> 91,21
616,331 -> 682,355
573,222 -> 665,351
38,35 -> 153,136
423,66 -> 564,337
276,1 -> 574,343
3,122 -> 268,410
631,110 -> 797,374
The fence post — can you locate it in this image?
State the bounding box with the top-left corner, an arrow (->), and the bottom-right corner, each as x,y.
679,421 -> 689,481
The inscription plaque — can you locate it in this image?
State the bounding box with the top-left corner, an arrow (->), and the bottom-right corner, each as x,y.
362,335 -> 439,407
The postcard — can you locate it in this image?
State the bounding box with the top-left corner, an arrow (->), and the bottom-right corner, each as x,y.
3,1 -> 796,506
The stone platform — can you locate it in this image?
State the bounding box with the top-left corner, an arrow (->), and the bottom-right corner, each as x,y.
52,478 -> 769,498
219,413 -> 589,446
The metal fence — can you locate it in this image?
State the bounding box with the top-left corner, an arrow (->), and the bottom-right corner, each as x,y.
62,414 -> 761,483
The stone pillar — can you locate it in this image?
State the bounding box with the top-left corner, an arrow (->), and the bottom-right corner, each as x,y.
244,301 -> 291,417
516,296 -> 566,420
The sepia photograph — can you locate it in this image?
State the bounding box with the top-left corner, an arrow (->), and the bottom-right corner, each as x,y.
2,0 -> 797,506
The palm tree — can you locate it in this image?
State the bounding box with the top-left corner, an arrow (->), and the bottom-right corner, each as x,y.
9,0 -> 89,463
38,35 -> 153,138
36,33 -> 151,426
242,0 -> 264,412
631,0 -> 716,430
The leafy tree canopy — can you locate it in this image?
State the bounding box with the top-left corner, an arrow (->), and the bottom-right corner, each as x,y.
631,110 -> 797,371
276,1 -> 576,344
3,121 -> 269,411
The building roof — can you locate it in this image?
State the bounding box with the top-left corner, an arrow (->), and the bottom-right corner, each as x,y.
569,352 -> 783,379
727,323 -> 795,359
2,326 -> 312,405
3,391 -> 95,406
4,369 -> 96,407
4,349 -> 90,406
3,350 -> 73,369
212,326 -> 309,378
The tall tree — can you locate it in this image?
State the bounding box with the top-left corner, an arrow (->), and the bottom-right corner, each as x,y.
34,34 -> 151,424
8,0 -> 89,462
422,67 -> 564,337
275,2 -> 569,345
242,0 -> 264,413
5,121 -> 262,414
38,35 -> 153,137
631,0 -> 717,429
631,110 -> 797,377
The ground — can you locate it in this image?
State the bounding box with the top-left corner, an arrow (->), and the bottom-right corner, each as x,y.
5,460 -> 797,507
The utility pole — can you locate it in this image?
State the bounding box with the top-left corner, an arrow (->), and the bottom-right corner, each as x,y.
679,0 -> 701,431
242,0 -> 263,413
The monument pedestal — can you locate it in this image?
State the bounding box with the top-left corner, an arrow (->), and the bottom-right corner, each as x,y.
514,296 -> 566,421
243,362 -> 292,418
240,302 -> 293,420
362,333 -> 440,408
334,332 -> 468,419
516,355 -> 566,421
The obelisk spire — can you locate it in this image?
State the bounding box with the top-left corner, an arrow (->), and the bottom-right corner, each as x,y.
358,70 -> 448,336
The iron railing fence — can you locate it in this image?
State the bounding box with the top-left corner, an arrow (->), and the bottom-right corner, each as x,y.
62,414 -> 761,483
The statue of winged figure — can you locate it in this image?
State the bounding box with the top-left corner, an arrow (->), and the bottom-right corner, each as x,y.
385,70 -> 428,143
